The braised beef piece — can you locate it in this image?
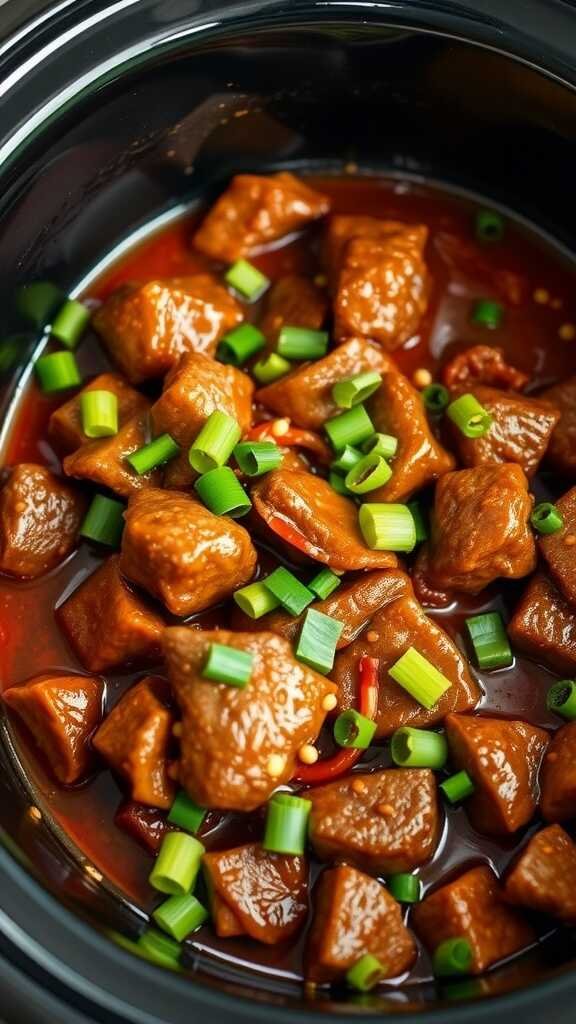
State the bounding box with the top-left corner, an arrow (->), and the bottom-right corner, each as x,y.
509,572 -> 576,675
411,544 -> 454,609
326,215 -> 410,282
3,673 -> 103,785
49,373 -> 148,453
539,486 -> 576,608
258,274 -> 327,349
540,375 -> 576,476
63,411 -> 162,498
163,627 -> 337,811
442,344 -> 529,393
114,801 -> 171,855
0,464 -> 85,579
504,824 -> 576,925
540,722 -> 576,823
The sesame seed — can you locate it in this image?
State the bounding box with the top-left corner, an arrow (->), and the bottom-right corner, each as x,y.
272,418 -> 290,437
533,288 -> 549,304
266,753 -> 286,778
322,693 -> 338,712
351,778 -> 367,794
28,805 -> 42,823
412,368 -> 432,389
298,744 -> 319,765
85,864 -> 103,883
366,630 -> 380,643
172,722 -> 183,738
559,323 -> 576,341
564,534 -> 576,547
376,803 -> 394,817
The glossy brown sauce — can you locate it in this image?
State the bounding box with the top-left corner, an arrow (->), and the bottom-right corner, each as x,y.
2,174 -> 576,986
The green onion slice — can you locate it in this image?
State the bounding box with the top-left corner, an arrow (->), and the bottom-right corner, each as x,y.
80,389 -> 118,438
202,642 -> 253,688
475,209 -> 504,244
465,612 -> 513,670
331,445 -> 363,474
389,647 -> 451,710
390,726 -> 448,769
332,371 -> 382,409
149,832 -> 205,896
408,500 -> 428,543
233,441 -> 282,476
333,708 -> 377,749
325,404 -> 375,453
188,411 -> 241,474
51,298 -> 91,349
345,453 -> 392,495
346,953 -> 387,992
363,432 -> 398,459
446,392 -> 492,438
277,326 -> 329,361
153,893 -> 208,942
432,937 -> 473,978
137,928 -> 182,970
308,567 -> 341,600
440,770 -> 475,804
217,323 -> 265,365
167,791 -> 206,834
421,383 -> 450,414
387,874 -> 421,904
35,351 -> 82,393
253,352 -> 292,385
263,793 -> 312,856
225,259 -> 269,300
330,470 -> 350,495
263,566 -> 315,616
546,679 -> 576,720
194,466 -> 251,518
359,503 -> 416,552
471,298 -> 503,330
296,607 -> 344,674
80,494 -> 125,547
233,581 -> 281,619
127,433 -> 180,475
531,501 -> 564,535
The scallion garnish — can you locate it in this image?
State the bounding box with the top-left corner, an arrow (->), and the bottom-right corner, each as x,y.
440,770 -> 475,804
471,298 -> 503,330
329,470 -> 350,495
324,404 -> 375,452
387,874 -> 421,904
127,433 -> 180,475
35,351 -> 82,393
331,444 -> 363,473
363,432 -> 398,459
358,503 -> 416,552
390,726 -> 448,769
408,500 -> 428,543
333,708 -> 377,749
296,607 -> 344,674
546,679 -> 576,720
80,494 -> 125,547
149,832 -> 205,896
446,392 -> 492,438
465,612 -> 512,670
263,793 -> 312,856
153,893 -> 209,941
332,371 -> 382,409
263,566 -> 315,616
421,383 -> 450,414
167,791 -> 206,834
432,937 -> 473,978
233,581 -> 281,619
188,411 -> 241,474
346,953 -> 387,992
277,325 -> 329,361
217,323 -> 265,365
225,259 -> 269,300
475,209 -> 504,244
137,928 -> 182,970
201,642 -> 253,688
233,440 -> 282,476
531,501 -> 564,535
51,298 -> 90,349
253,352 -> 292,384
389,647 -> 451,709
194,466 -> 251,518
308,567 -> 341,600
80,389 -> 118,438
345,452 -> 392,494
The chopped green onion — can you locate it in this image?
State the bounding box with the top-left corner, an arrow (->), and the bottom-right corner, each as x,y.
440,770 -> 475,804
387,874 -> 421,904
225,259 -> 269,300
390,726 -> 448,769
253,352 -> 292,384
233,581 -> 281,619
432,937 -> 473,978
263,793 -> 311,856
358,503 -> 416,553
137,928 -> 181,970
422,384 -> 450,414
465,612 -> 512,670
202,642 -> 253,688
389,647 -> 451,710
363,432 -> 398,459
233,440 -> 282,476
149,832 -> 205,896
217,323 -> 265,365
277,326 -> 329,361
127,433 -> 180,475
188,411 -> 241,474
471,298 -> 503,330
330,470 -> 350,495
296,607 -> 344,674
475,209 -> 504,244
51,298 -> 91,349
346,954 -> 387,992
531,501 -> 564,535
332,371 -> 382,409
308,568 -> 341,600
546,679 -> 576,720
331,445 -> 363,473
408,501 -> 428,543
194,466 -> 251,518
153,893 -> 208,941
167,791 -> 206,834
345,453 -> 392,495
446,393 -> 492,438
333,709 -> 377,749
80,389 -> 118,438
80,495 -> 124,547
263,566 -> 315,616
35,351 -> 81,393
325,404 -> 375,452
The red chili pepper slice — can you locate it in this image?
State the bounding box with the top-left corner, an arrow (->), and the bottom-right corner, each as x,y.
265,513 -> 321,559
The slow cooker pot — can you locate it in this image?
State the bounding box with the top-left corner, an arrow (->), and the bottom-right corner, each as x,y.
1,1 -> 576,1020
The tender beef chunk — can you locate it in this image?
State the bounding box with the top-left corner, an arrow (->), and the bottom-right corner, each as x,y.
449,386 -> 559,479
367,372 -> 455,501
211,894 -> 244,938
333,577 -> 480,737
445,713 -> 549,836
326,215 -> 412,284
48,373 -> 149,453
163,627 -> 337,811
120,489 -> 257,617
63,411 -> 162,498
305,864 -> 416,983
203,843 -> 308,944
426,464 -> 536,594
92,276 -> 243,383
540,722 -> 576,822
504,824 -> 576,925
114,801 -> 171,855
508,572 -> 576,674
442,344 -> 529,394
151,352 -> 253,489
0,464 -> 85,579
258,274 -> 327,348
3,673 -> 102,785
193,173 -> 330,262
58,555 -> 164,672
308,769 -> 440,874
539,486 -> 576,608
540,375 -> 576,476
93,677 -> 175,809
334,226 -> 430,350
256,337 -> 394,430
412,865 -> 535,975
251,469 -> 398,572
435,234 -> 527,306
232,569 -> 412,649
412,544 -> 453,609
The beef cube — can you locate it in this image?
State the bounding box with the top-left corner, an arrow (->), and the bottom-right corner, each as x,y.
193,173 -> 330,262
449,386 -> 559,479
334,226 -> 429,350
326,215 -> 411,284
333,579 -> 480,737
120,489 -> 257,617
114,801 -> 171,855
203,843 -> 308,944
540,486 -> 576,608
163,627 -> 337,811
63,411 -> 162,498
540,375 -> 576,476
252,468 -> 398,572
258,274 -> 327,348
49,373 -> 149,453
504,824 -> 576,924
93,677 -> 174,808
256,337 -> 395,431
412,865 -> 535,975
540,722 -> 576,823
367,372 -> 454,501
426,464 -> 536,593
58,554 -> 164,672
442,345 -> 529,394
92,276 -> 243,383
508,572 -> 576,675
308,768 -> 440,874
3,673 -> 103,784
211,894 -> 245,938
0,464 -> 85,579
305,864 -> 416,983
445,713 -> 549,836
